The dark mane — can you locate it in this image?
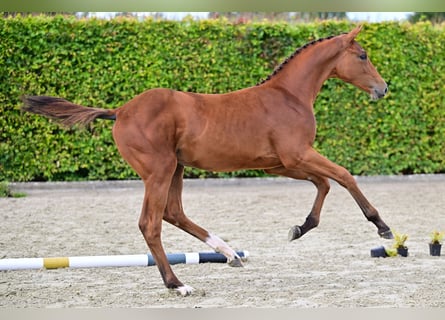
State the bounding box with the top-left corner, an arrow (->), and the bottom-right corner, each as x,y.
256,34 -> 338,86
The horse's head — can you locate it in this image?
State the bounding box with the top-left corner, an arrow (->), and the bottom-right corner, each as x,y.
332,26 -> 388,100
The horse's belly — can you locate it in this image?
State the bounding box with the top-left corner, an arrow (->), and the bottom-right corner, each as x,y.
176,146 -> 281,172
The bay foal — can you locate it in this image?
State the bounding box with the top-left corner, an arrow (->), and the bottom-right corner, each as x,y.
22,26 -> 392,296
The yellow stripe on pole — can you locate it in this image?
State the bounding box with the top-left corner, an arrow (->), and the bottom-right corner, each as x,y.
43,257 -> 69,269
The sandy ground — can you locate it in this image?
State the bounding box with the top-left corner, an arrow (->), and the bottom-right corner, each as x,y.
1,175 -> 445,308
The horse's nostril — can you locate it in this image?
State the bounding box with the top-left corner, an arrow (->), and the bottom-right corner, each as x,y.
384,87 -> 388,94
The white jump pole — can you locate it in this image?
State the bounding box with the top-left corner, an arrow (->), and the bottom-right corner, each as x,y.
0,251 -> 249,271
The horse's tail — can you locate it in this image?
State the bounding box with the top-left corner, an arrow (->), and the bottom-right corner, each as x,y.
21,96 -> 117,128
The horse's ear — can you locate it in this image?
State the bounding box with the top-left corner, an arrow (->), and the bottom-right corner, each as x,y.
339,25 -> 362,48
346,25 -> 362,42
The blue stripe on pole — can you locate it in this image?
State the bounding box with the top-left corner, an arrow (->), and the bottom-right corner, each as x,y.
167,253 -> 187,265
147,254 -> 155,266
146,251 -> 247,266
199,252 -> 228,263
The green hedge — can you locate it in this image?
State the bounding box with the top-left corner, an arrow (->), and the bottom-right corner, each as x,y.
1,16 -> 444,181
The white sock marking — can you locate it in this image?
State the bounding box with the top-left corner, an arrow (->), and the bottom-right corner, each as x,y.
175,285 -> 194,296
205,233 -> 241,262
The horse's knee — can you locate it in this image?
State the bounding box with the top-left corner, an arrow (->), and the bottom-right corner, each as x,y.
316,177 -> 330,195
336,167 -> 357,188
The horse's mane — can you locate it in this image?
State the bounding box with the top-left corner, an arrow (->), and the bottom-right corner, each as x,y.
256,34 -> 338,86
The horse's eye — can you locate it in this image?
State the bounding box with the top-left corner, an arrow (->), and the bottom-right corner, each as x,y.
359,53 -> 367,60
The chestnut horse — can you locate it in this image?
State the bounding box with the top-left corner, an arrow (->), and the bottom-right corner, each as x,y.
22,26 -> 392,296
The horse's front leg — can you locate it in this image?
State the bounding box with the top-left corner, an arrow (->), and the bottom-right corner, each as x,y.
284,148 -> 393,239
265,167 -> 330,241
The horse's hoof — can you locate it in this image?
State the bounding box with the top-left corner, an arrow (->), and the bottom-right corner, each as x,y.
175,284 -> 194,296
228,257 -> 244,267
288,225 -> 302,242
379,229 -> 394,239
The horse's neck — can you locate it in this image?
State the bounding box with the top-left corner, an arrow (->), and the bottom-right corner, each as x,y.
265,40 -> 342,106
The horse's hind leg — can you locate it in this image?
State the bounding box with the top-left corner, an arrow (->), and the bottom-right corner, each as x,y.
265,167 -> 330,241
138,161 -> 200,296
113,141 -> 193,295
163,164 -> 244,267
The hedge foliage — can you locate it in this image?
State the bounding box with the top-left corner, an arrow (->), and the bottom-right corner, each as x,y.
1,16 -> 444,181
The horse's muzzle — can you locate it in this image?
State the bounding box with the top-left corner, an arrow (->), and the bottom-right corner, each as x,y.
371,84 -> 388,100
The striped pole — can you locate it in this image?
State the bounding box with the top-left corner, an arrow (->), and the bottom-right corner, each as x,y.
0,251 -> 249,271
